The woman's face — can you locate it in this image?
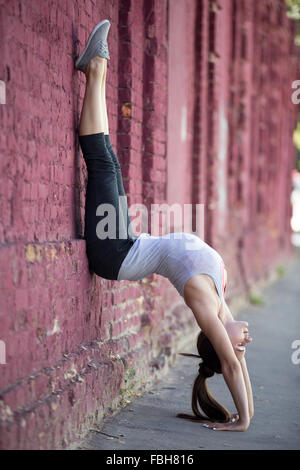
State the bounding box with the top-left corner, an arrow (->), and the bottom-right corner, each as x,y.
225,320 -> 252,360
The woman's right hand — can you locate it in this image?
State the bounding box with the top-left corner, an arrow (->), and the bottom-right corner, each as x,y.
202,418 -> 250,432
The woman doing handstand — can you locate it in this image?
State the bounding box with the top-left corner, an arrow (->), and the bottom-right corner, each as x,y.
75,20 -> 254,432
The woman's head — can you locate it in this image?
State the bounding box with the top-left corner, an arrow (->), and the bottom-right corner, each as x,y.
196,329 -> 222,372
224,320 -> 251,360
176,314 -> 252,423
177,331 -> 232,423
220,300 -> 252,359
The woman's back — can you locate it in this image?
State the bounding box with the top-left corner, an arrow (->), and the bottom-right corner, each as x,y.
117,232 -> 226,304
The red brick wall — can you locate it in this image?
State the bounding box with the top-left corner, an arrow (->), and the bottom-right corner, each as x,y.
215,0 -> 300,298
0,0 -> 298,449
167,0 -> 299,299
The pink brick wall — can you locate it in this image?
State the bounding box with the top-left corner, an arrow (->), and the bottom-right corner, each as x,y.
215,0 -> 300,298
167,0 -> 299,298
0,0 -> 298,449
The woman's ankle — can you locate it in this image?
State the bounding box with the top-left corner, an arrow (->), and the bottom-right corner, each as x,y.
86,57 -> 107,77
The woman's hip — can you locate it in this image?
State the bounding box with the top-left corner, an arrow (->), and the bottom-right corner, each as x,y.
86,237 -> 136,280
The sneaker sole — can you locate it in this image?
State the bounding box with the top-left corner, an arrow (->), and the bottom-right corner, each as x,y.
75,19 -> 110,69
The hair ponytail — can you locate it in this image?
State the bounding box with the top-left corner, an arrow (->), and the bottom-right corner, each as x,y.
176,333 -> 232,423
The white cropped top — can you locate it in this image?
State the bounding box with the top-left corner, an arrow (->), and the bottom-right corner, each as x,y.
117,232 -> 227,305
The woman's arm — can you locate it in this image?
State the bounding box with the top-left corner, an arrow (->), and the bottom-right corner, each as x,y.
221,361 -> 250,430
240,357 -> 254,419
222,300 -> 254,419
187,295 -> 250,429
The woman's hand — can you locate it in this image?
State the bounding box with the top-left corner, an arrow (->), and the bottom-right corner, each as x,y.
231,411 -> 254,421
202,418 -> 250,432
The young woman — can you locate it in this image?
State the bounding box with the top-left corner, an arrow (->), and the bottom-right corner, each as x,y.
75,20 -> 254,432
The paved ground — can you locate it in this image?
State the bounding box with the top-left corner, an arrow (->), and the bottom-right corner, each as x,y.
78,251 -> 300,451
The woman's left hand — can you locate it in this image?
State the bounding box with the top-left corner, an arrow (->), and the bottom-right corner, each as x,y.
202,419 -> 249,432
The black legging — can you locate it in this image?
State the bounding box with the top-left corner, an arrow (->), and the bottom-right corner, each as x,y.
78,132 -> 137,279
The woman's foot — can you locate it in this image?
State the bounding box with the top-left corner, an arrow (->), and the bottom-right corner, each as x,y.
75,19 -> 110,73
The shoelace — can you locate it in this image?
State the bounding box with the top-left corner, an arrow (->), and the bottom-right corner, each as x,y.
93,40 -> 110,59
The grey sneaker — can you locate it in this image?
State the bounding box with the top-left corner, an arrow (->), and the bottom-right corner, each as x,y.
75,19 -> 110,73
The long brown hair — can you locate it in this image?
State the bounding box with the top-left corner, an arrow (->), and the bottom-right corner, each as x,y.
176,331 -> 232,423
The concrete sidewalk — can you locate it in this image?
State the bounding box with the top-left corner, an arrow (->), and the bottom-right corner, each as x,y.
77,252 -> 300,451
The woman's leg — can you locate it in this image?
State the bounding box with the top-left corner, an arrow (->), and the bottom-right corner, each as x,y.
78,57 -> 133,279
102,59 -> 109,135
79,57 -> 106,136
100,60 -> 137,239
